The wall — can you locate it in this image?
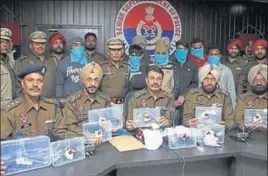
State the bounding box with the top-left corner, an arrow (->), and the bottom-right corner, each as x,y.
0,0 -> 267,56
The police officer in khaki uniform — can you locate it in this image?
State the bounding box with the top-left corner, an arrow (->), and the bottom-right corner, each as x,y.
0,28 -> 20,108
224,39 -> 247,95
235,64 -> 267,130
62,62 -> 111,136
1,64 -> 63,140
126,65 -> 174,131
14,31 -> 57,98
100,37 -> 129,103
183,64 -> 235,129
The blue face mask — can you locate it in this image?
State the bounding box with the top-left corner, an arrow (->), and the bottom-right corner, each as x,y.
71,45 -> 87,65
191,47 -> 204,59
175,49 -> 188,64
208,55 -> 221,66
154,54 -> 169,66
128,56 -> 141,72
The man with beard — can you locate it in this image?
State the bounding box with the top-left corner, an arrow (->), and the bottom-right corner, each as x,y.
243,40 -> 255,62
14,31 -> 57,98
126,65 -> 174,131
183,64 -> 235,129
235,64 -> 267,130
61,62 -> 110,140
244,39 -> 267,91
84,32 -> 105,65
224,39 -> 247,95
49,33 -> 66,64
0,28 -> 20,108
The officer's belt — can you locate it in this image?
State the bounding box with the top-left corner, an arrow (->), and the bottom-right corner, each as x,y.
111,97 -> 124,104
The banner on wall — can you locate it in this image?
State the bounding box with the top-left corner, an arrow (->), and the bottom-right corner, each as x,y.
114,0 -> 182,55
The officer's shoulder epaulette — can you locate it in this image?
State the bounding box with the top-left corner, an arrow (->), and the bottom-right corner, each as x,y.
43,98 -> 58,104
120,60 -> 128,65
3,98 -> 23,112
188,88 -> 200,95
133,89 -> 147,99
218,89 -> 229,96
163,91 -> 173,99
239,92 -> 253,99
67,92 -> 82,103
98,92 -> 111,102
17,55 -> 28,61
100,60 -> 109,66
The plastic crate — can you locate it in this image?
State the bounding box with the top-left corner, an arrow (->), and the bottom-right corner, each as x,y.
133,108 -> 161,128
244,109 -> 267,128
50,137 -> 85,167
1,135 -> 51,175
166,126 -> 197,149
195,107 -> 222,125
88,107 -> 123,130
196,124 -> 225,144
82,120 -> 112,142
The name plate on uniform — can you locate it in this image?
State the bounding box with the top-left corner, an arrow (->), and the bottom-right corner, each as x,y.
83,120 -> 112,143
50,137 -> 85,167
1,136 -> 51,175
195,107 -> 222,125
166,126 -> 197,149
88,107 -> 123,130
133,108 -> 161,128
196,124 -> 225,144
244,109 -> 267,128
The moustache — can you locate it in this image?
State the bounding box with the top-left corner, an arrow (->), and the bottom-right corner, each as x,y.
88,86 -> 97,89
30,88 -> 41,91
152,84 -> 159,87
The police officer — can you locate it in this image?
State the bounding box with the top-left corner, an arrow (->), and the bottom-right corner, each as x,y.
0,28 -> 20,108
1,64 -> 63,140
62,62 -> 111,137
224,39 -> 247,95
150,37 -> 175,94
235,64 -> 267,130
183,64 -> 235,129
100,37 -> 129,104
14,31 -> 57,98
126,65 -> 174,131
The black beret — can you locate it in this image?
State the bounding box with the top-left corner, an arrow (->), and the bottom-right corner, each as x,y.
17,64 -> 46,79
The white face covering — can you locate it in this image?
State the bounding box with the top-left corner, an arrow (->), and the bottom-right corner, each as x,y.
143,129 -> 163,150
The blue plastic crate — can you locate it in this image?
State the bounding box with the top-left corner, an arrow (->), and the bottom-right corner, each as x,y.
88,107 -> 123,130
82,120 -> 112,142
133,108 -> 161,128
195,107 -> 222,125
50,137 -> 85,167
244,109 -> 267,128
1,136 -> 51,175
166,126 -> 197,149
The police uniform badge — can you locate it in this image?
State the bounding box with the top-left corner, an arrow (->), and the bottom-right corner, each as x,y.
105,67 -> 113,75
20,113 -> 32,129
140,100 -> 147,108
28,60 -> 34,64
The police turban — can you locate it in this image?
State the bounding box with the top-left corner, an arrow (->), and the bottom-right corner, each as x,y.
80,62 -> 103,82
248,64 -> 267,86
198,64 -> 221,82
253,39 -> 268,50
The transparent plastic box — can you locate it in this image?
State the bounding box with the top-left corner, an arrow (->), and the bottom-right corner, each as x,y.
88,107 -> 123,130
166,126 -> 197,149
195,107 -> 222,125
196,124 -> 225,144
1,135 -> 51,175
244,109 -> 267,128
50,137 -> 85,167
83,120 -> 112,143
133,108 -> 161,128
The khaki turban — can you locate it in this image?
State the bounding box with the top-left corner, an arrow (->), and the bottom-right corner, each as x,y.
155,37 -> 170,53
248,64 -> 267,86
199,64 -> 221,82
80,62 -> 103,82
132,35 -> 146,50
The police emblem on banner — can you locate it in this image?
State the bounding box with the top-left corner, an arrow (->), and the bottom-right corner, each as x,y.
115,0 -> 182,56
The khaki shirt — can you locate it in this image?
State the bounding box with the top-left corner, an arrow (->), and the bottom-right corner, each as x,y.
62,90 -> 111,134
235,92 -> 268,129
127,88 -> 174,123
14,54 -> 57,98
87,51 -> 106,65
100,60 -> 129,99
224,56 -> 247,95
183,88 -> 235,128
1,95 -> 63,140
